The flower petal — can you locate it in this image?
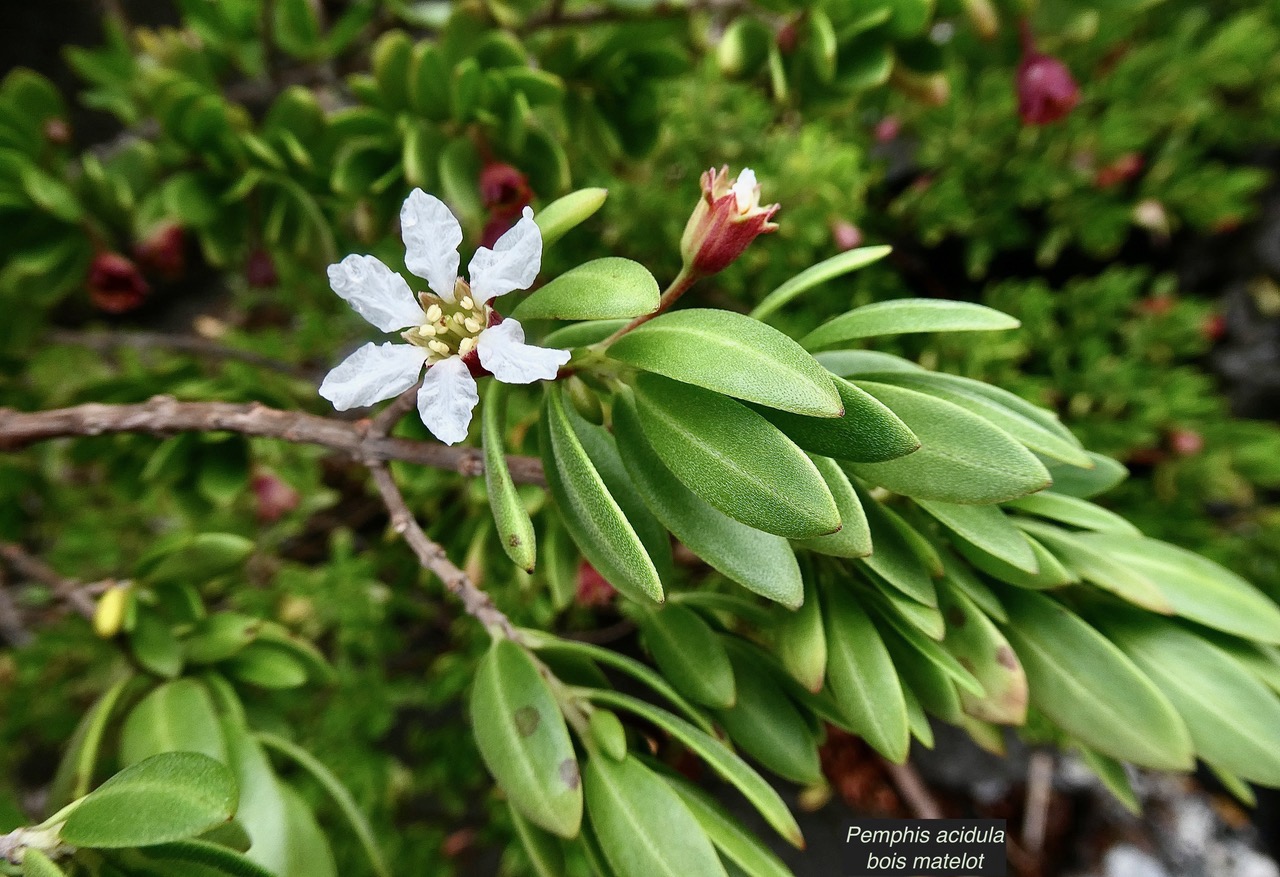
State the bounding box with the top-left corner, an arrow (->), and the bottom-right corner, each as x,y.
477,318 -> 570,384
467,206 -> 542,303
401,189 -> 463,300
417,356 -> 480,445
327,255 -> 425,332
319,342 -> 428,411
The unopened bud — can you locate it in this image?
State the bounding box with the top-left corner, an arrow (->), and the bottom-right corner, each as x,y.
874,116 -> 902,143
1168,429 -> 1204,457
88,252 -> 150,314
94,585 -> 130,638
830,220 -> 864,252
479,162 -> 532,218
134,223 -> 186,281
1016,23 -> 1079,126
680,166 -> 779,278
252,470 -> 300,522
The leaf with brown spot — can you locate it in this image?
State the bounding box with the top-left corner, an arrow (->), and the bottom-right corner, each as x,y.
937,578 -> 1028,726
470,639 -> 582,838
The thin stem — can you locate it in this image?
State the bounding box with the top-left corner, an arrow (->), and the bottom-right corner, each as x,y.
367,463 -> 517,639
0,397 -> 545,486
597,267 -> 699,348
0,543 -> 97,621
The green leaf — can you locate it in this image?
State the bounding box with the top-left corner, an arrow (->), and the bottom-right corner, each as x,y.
917,500 -> 1037,573
588,710 -> 629,761
609,309 -> 843,416
639,605 -> 735,709
370,30 -> 414,110
862,588 -> 983,696
1073,534 -> 1280,644
1101,617 -> 1280,786
666,777 -> 793,877
129,611 -> 184,679
510,806 -> 566,877
20,164 -> 81,221
49,675 -> 133,808
542,319 -> 628,349
802,299 -> 1019,349
525,633 -> 715,735
581,689 -> 803,848
883,629 -> 963,724
21,849 -> 64,877
183,613 -> 262,665
822,586 -> 910,762
541,387 -> 663,603
754,375 -> 919,464
750,246 -> 892,320
470,639 -> 582,839
138,533 -> 253,585
279,781 -> 337,877
1042,453 -> 1128,499
584,755 -> 727,877
224,641 -> 310,689
952,531 -> 1077,590
999,590 -> 1193,771
630,375 -> 839,539
855,492 -> 936,606
716,644 -> 822,784
1004,492 -> 1141,536
120,679 -> 227,767
128,840 -> 279,877
1017,521 -> 1170,613
219,714 -> 291,874
613,394 -> 802,606
483,382 -> 536,572
862,370 -> 1090,467
272,0 -> 322,57
438,136 -> 483,224
845,382 -> 1051,504
1076,746 -> 1139,814
256,733 -> 391,877
60,753 -> 237,849
514,258 -> 659,321
815,350 -> 923,377
775,578 -> 826,693
796,456 -> 871,558
936,582 -> 1027,725
534,188 -> 608,247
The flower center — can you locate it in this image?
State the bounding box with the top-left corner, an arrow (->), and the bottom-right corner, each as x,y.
402,280 -> 489,361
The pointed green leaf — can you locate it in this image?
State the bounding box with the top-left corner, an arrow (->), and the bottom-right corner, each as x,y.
936,581 -> 1027,725
609,309 -> 842,416
613,394 -> 802,606
470,639 -> 582,839
1101,617 -> 1280,786
21,849 -> 64,877
510,806 -> 566,877
750,246 -> 892,320
775,578 -> 827,693
666,776 -> 794,877
60,753 -> 237,849
576,691 -> 801,849
584,755 -> 726,877
999,590 -> 1192,771
1018,521 -> 1170,613
630,375 -> 839,539
1074,534 -> 1280,644
953,531 -> 1077,590
484,382 -> 537,572
822,586 -> 910,762
917,500 -> 1037,573
49,675 -> 133,809
535,188 -> 608,247
639,605 -> 736,709
1076,746 -> 1139,814
513,258 -> 659,321
802,299 -> 1019,349
846,382 -> 1051,504
1005,492 -> 1141,536
855,493 -> 936,606
715,645 -> 822,784
129,840 -> 279,877
754,376 -> 919,464
1042,453 -> 1128,499
541,387 -> 663,603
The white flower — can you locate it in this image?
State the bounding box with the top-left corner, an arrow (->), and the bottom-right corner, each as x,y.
319,190 -> 571,445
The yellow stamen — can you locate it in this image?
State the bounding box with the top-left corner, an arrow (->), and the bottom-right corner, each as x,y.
418,324 -> 437,337
424,304 -> 442,323
428,340 -> 451,357
463,317 -> 482,334
460,296 -> 475,311
458,337 -> 476,355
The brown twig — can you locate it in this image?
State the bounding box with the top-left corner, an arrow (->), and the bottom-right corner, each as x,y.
368,464 -> 517,639
0,397 -> 545,486
370,384 -> 421,438
0,543 -> 97,621
0,570 -> 34,648
882,759 -> 944,819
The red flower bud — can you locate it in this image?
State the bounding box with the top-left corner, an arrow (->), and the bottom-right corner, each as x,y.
133,223 -> 186,281
251,470 -> 300,522
575,561 -> 616,608
1094,152 -> 1144,189
246,249 -> 278,287
873,116 -> 902,143
1016,23 -> 1079,126
680,166 -> 779,278
479,162 -> 532,217
88,252 -> 150,314
1202,313 -> 1227,342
